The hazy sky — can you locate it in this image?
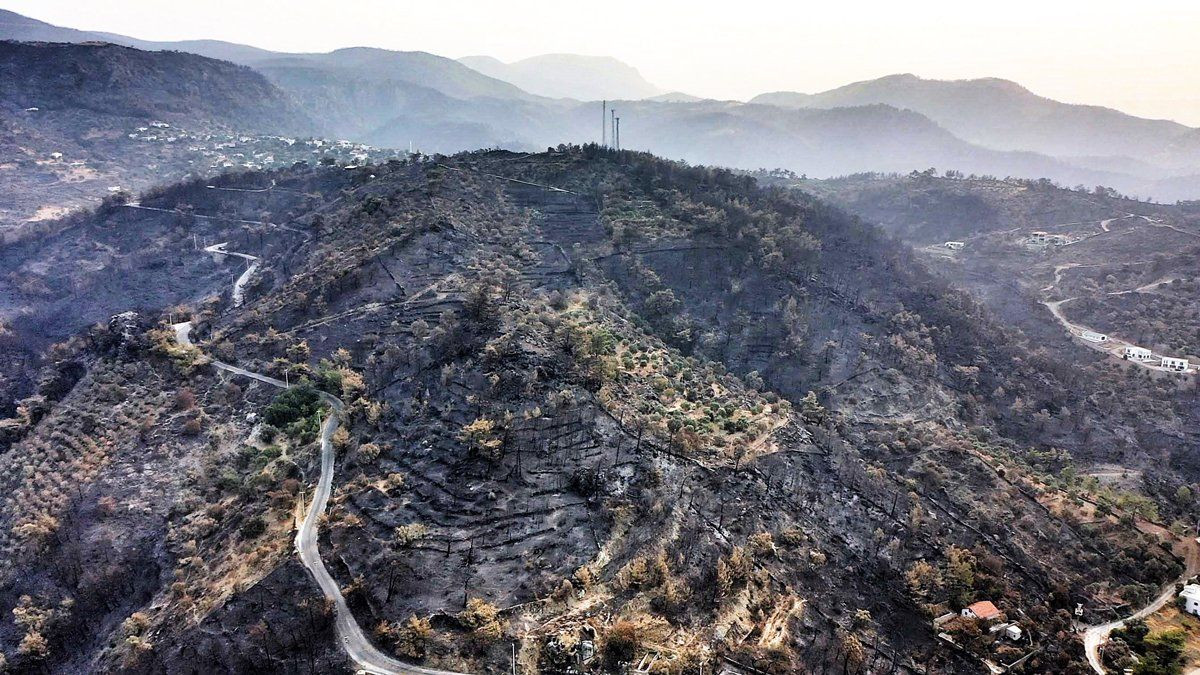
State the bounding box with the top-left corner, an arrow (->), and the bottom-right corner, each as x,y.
8,0 -> 1200,125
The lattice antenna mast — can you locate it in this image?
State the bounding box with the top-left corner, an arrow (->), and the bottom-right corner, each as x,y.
602,100 -> 607,147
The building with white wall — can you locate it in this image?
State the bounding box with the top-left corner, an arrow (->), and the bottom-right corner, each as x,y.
1124,346 -> 1153,361
1161,357 -> 1189,372
1180,584 -> 1200,616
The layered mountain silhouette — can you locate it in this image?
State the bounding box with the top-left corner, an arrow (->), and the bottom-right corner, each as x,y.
752,73 -> 1200,173
3,9 -> 1199,200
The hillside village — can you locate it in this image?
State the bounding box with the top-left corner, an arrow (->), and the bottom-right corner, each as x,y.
4,105 -> 394,243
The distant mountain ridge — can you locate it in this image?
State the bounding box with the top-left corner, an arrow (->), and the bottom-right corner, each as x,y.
0,40 -> 311,134
457,53 -> 662,101
0,8 -> 532,106
4,9 -> 1200,200
751,73 -> 1199,169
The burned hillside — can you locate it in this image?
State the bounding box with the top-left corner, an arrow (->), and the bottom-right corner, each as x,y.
0,148 -> 1192,674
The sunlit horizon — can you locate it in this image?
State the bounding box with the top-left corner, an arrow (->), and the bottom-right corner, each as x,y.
6,0 -> 1200,125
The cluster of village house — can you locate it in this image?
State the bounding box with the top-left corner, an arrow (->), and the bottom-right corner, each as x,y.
39,119 -> 392,195
121,121 -> 383,171
940,232 -> 1063,250
1079,330 -> 1190,372
1029,231 -> 1068,246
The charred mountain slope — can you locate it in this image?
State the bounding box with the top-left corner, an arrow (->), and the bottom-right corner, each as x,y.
791,172 -> 1179,245
0,165 -> 358,417
0,149 -> 1188,674
783,172 -> 1200,482
0,41 -> 312,134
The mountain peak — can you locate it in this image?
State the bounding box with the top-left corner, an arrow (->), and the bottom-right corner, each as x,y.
457,52 -> 661,101
750,72 -> 1192,161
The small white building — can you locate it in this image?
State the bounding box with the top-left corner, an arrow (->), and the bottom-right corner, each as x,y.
1005,624 -> 1023,641
1031,231 -> 1066,245
1180,584 -> 1200,616
1124,346 -> 1153,361
1081,331 -> 1108,343
1161,356 -> 1189,372
48,152 -> 63,161
944,241 -> 965,250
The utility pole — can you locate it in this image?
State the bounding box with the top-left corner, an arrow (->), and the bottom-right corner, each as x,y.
601,100 -> 607,147
615,117 -> 620,151
610,109 -> 616,151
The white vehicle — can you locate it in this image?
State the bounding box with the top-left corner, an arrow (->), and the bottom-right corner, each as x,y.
944,241 -> 965,250
1081,330 -> 1108,343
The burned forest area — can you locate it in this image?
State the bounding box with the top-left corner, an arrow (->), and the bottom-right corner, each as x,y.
0,147 -> 1197,675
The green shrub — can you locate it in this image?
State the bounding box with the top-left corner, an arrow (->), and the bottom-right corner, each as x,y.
240,516 -> 267,539
262,385 -> 323,441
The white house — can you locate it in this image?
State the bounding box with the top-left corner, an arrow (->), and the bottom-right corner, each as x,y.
1180,584 -> 1200,616
1005,624 -> 1023,641
1161,357 -> 1189,372
944,241 -> 965,250
1124,346 -> 1153,361
1081,331 -> 1108,343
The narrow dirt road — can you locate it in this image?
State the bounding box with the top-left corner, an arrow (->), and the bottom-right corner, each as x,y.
176,243 -> 463,675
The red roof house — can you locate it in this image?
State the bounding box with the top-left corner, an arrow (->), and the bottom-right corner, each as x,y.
961,601 -> 1001,621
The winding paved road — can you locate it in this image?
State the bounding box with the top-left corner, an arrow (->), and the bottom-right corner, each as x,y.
204,242 -> 260,307
176,243 -> 463,675
1081,527 -> 1200,673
